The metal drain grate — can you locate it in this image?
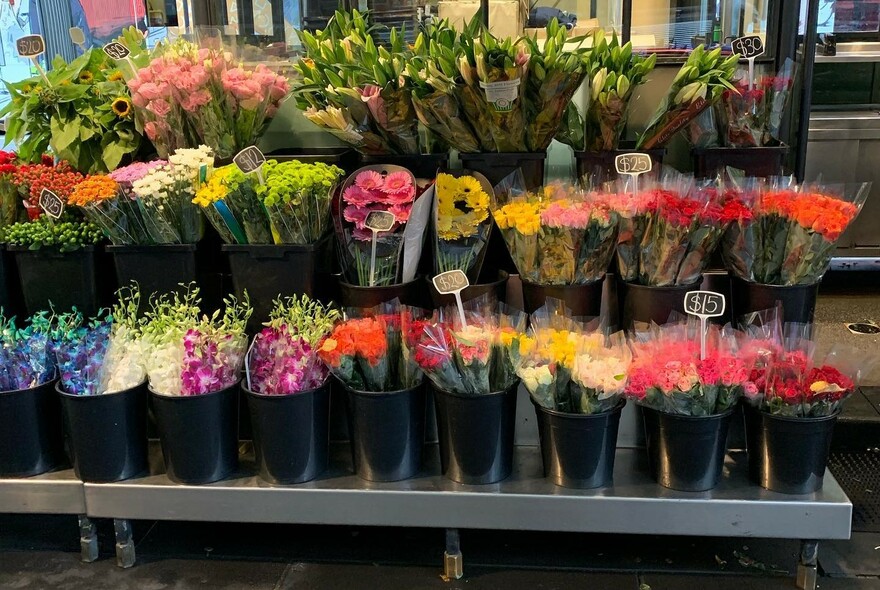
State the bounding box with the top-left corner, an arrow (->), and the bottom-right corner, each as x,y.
828,450 -> 880,532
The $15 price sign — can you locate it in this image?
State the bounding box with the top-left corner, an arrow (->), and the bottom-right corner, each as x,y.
432,270 -> 470,326
684,290 -> 726,360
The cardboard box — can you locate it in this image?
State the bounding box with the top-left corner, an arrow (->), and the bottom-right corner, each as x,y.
438,0 -> 528,39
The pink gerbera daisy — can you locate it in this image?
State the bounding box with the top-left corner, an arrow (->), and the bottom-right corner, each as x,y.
343,185 -> 378,207
380,184 -> 416,206
382,171 -> 413,194
355,170 -> 384,191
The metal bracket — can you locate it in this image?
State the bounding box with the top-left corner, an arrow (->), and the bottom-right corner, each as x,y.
442,528 -> 463,581
114,519 -> 136,568
78,515 -> 98,563
797,539 -> 819,590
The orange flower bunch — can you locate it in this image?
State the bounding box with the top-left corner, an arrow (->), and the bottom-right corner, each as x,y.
68,175 -> 120,207
761,190 -> 858,242
319,317 -> 387,369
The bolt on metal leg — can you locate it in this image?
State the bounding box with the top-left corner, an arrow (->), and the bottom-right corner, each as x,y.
114,519 -> 136,568
443,528 -> 463,581
797,539 -> 818,590
78,515 -> 98,563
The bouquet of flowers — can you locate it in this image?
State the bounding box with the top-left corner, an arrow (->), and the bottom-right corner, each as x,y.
130,146 -> 212,244
194,164 -> 272,245
128,39 -> 289,159
0,310 -> 55,391
492,174 -> 619,285
247,295 -> 340,395
717,60 -> 794,148
0,151 -> 26,229
334,166 -> 430,286
318,302 -> 424,392
407,296 -> 527,395
14,160 -> 84,220
722,181 -> 870,285
141,285 -> 252,396
638,46 -> 739,149
625,318 -> 754,416
434,171 -> 493,280
68,173 -> 152,245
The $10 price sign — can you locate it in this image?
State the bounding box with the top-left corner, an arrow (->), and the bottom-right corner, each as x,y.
684,290 -> 726,360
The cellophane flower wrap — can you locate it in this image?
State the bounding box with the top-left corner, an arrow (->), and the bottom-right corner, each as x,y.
68,173 -> 153,245
130,146 -> 212,244
141,286 -> 252,396
128,39 -> 289,159
0,151 -> 26,230
407,296 -> 527,395
722,181 -> 870,285
318,301 -> 423,392
0,311 -> 55,391
717,60 -> 794,148
193,164 -> 272,245
493,174 -> 619,285
247,295 -> 340,395
625,319 -> 754,416
434,172 -> 492,280
334,167 -> 421,286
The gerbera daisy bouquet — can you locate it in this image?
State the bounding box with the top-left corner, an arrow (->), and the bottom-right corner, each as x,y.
333,166 -> 431,286
246,295 -> 340,395
433,171 -> 493,280
318,301 -> 424,392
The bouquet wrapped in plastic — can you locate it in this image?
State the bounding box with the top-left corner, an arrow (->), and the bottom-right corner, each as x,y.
0,311 -> 55,391
717,60 -> 794,148
318,301 -> 424,392
407,296 -> 527,395
492,173 -> 619,285
722,180 -> 870,285
434,171 -> 493,279
247,295 -> 340,395
0,151 -> 26,230
334,166 -> 431,286
68,174 -> 153,245
140,285 -> 252,396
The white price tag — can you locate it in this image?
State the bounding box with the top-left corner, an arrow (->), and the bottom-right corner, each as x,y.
69,28 -> 86,47
615,153 -> 653,176
685,290 -> 726,360
432,270 -> 470,326
479,79 -> 520,112
365,210 -> 396,232
16,34 -> 45,58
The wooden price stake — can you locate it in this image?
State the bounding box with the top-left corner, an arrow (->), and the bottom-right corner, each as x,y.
684,290 -> 726,360
16,34 -> 48,84
39,188 -> 64,220
731,35 -> 765,91
364,210 -> 396,287
432,270 -> 470,327
615,153 -> 653,199
233,146 -> 267,185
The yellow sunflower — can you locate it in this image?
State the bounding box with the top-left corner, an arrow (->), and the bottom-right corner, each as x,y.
79,71 -> 94,83
111,97 -> 132,117
107,71 -> 124,82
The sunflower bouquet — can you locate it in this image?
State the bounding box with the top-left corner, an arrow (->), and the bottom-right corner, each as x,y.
434,172 -> 493,280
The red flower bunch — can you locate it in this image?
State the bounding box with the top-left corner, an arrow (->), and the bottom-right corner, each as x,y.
0,151 -> 17,175
761,190 -> 858,242
14,162 -> 84,219
763,349 -> 857,416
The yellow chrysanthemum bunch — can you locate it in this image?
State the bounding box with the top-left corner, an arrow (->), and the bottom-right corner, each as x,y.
193,166 -> 235,207
436,173 -> 490,241
492,201 -> 543,235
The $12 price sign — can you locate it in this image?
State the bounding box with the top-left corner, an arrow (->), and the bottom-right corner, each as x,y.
684,290 -> 726,360
233,146 -> 267,184
364,211 -> 396,286
615,153 -> 653,200
432,270 -> 470,326
731,35 -> 764,90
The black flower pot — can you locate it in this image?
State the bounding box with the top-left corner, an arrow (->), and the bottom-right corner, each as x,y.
360,153 -> 450,180
522,279 -> 604,316
459,152 -> 546,191
10,245 -> 101,315
58,381 -> 148,483
339,277 -> 424,309
0,244 -> 22,316
343,381 -> 426,482
618,280 -> 702,329
692,145 -> 788,179
730,277 -> 819,325
108,244 -> 197,313
433,382 -> 518,485
0,380 -> 64,478
428,271 -> 509,308
641,405 -> 733,492
534,400 -> 624,489
744,405 -> 837,494
245,381 -> 330,485
150,383 -> 240,484
574,145 -> 666,183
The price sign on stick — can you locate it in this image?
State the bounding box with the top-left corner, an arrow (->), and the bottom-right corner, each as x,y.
16,35 -> 49,84
102,41 -> 131,60
365,211 -> 396,286
615,153 -> 653,200
731,35 -> 765,91
69,27 -> 86,49
39,188 -> 64,219
233,146 -> 267,184
684,290 -> 726,360
433,270 -> 470,327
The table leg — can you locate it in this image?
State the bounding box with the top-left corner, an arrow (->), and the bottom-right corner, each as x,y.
443,528 -> 463,581
114,518 -> 136,568
796,539 -> 818,590
78,515 -> 98,563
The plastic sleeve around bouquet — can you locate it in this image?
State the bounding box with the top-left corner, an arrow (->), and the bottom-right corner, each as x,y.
53,313 -> 112,396
0,314 -> 55,392
717,80 -> 765,148
80,195 -> 153,246
247,326 -> 327,395
526,69 -> 586,152
719,180 -> 763,282
361,84 -> 420,155
570,330 -> 631,414
583,93 -> 631,152
310,90 -> 397,155
408,316 -> 470,394
138,192 -> 205,245
223,182 -> 273,244
491,303 -> 528,391
804,344 -> 877,417
411,90 -> 482,154
433,171 -> 494,280
98,325 -> 146,395
686,108 -> 720,148
456,85 -> 498,152
490,170 -> 541,282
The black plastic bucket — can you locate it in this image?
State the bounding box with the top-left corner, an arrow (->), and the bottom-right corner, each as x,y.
618,280 -> 702,329
744,405 -> 837,494
534,400 -> 624,489
360,153 -> 450,180
245,381 -> 331,485
433,382 -> 518,485
459,152 -> 546,191
574,146 -> 666,183
730,277 -> 819,325
521,279 -> 604,316
10,245 -> 101,315
58,382 -> 148,483
339,277 -> 424,309
0,244 -> 22,317
150,383 -> 240,484
108,244 -> 197,311
0,380 -> 64,478
692,145 -> 788,179
428,271 -> 509,308
343,381 -> 426,482
641,405 -> 733,492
